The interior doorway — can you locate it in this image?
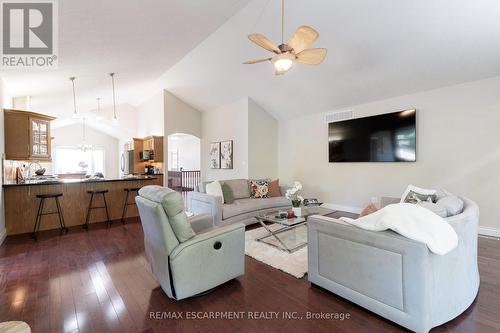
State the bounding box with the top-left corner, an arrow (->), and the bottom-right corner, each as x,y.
167,133 -> 201,199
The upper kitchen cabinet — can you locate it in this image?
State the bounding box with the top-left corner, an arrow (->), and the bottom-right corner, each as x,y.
135,136 -> 164,162
4,109 -> 56,161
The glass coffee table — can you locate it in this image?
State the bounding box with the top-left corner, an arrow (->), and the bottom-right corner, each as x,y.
255,206 -> 335,253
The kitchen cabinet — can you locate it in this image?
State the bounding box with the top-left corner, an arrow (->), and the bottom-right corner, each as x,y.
152,136 -> 164,162
4,109 -> 55,161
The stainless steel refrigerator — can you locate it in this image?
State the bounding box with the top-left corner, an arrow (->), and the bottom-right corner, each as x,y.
120,150 -> 135,175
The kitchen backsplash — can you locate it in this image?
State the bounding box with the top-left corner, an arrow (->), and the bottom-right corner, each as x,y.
3,160 -> 52,183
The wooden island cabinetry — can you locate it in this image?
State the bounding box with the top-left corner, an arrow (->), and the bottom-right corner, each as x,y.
4,109 -> 55,161
3,176 -> 162,235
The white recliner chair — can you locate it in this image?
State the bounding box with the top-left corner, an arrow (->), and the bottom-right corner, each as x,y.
136,185 -> 245,300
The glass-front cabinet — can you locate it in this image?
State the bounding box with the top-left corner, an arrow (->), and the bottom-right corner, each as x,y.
30,118 -> 50,159
4,109 -> 55,161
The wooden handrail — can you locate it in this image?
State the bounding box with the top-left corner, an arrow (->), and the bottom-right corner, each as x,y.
168,170 -> 200,192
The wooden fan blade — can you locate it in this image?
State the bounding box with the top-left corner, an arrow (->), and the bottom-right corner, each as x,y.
243,57 -> 272,64
296,48 -> 327,65
287,26 -> 319,54
248,33 -> 281,54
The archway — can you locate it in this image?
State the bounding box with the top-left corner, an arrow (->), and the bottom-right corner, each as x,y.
167,133 -> 201,197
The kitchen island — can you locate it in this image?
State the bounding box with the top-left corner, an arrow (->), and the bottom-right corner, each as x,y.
3,176 -> 162,235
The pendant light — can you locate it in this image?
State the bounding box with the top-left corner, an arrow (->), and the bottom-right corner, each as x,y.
78,117 -> 93,152
70,77 -> 78,118
95,97 -> 103,121
109,73 -> 118,123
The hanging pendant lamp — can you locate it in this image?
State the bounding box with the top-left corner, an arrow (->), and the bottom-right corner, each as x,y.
70,77 -> 79,118
95,97 -> 103,121
110,73 -> 118,123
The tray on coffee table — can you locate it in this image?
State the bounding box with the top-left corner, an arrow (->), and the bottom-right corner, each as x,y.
255,206 -> 335,253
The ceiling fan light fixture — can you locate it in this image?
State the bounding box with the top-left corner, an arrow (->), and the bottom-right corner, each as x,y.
273,53 -> 294,73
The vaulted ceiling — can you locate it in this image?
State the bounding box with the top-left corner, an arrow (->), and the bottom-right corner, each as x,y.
152,0 -> 500,118
3,0 -> 500,121
1,0 -> 250,117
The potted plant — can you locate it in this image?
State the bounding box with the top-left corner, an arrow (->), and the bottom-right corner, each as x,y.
285,181 -> 304,217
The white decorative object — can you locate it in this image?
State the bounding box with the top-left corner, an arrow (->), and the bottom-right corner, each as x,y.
292,206 -> 303,217
285,181 -> 304,213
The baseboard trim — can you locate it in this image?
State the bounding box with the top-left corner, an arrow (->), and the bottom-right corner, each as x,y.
321,203 -> 362,214
478,226 -> 500,238
0,228 -> 6,246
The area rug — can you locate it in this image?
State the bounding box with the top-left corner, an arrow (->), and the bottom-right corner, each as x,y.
245,224 -> 308,279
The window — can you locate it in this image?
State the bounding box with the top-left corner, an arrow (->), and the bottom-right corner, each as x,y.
54,146 -> 105,176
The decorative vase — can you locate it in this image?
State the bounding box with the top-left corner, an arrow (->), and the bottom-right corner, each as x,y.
292,206 -> 303,217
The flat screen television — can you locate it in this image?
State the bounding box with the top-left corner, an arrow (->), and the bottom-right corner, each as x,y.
328,109 -> 416,162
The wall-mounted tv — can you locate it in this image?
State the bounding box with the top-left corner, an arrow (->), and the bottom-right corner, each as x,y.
328,109 -> 416,162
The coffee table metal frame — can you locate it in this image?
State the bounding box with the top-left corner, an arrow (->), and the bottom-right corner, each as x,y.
255,206 -> 335,253
255,215 -> 307,253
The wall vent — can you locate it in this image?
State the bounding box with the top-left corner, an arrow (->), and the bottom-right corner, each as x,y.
325,110 -> 354,123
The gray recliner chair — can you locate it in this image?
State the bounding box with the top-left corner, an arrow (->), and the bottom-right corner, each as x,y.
136,185 -> 245,300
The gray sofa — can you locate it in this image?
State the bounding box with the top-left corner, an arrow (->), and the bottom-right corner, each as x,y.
307,197 -> 479,333
136,186 -> 245,300
187,179 -> 291,226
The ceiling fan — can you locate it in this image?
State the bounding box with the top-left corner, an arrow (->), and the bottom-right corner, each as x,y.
244,0 -> 327,75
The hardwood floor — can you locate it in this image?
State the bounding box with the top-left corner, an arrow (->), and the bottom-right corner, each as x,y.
1,218 -> 500,333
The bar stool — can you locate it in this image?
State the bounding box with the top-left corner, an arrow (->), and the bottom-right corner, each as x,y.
83,190 -> 111,230
121,188 -> 140,224
31,193 -> 68,240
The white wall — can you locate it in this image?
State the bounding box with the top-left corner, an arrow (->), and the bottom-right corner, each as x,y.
201,97 -> 278,181
51,124 -> 120,178
164,90 -> 202,183
0,78 -> 12,244
136,92 -> 164,138
279,76 -> 500,230
248,98 -> 278,179
201,97 -> 248,181
168,134 -> 200,171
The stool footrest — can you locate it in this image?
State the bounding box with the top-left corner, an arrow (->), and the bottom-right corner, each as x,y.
40,211 -> 62,216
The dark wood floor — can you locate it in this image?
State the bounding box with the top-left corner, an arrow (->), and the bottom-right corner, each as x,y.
1,217 -> 500,333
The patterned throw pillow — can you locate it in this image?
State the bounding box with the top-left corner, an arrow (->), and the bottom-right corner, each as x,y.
250,180 -> 269,198
401,185 -> 437,204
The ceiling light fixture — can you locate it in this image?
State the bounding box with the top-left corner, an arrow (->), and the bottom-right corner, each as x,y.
110,73 -> 118,123
70,77 -> 79,118
244,0 -> 327,75
78,117 -> 93,152
95,97 -> 103,121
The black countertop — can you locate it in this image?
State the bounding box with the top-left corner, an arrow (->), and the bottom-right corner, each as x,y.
3,176 -> 159,187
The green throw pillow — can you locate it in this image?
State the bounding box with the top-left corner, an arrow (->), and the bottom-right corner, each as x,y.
221,182 -> 235,204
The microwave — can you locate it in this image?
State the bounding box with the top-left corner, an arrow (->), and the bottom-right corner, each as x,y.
140,150 -> 154,161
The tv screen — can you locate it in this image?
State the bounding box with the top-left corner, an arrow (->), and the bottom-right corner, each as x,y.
328,109 -> 416,162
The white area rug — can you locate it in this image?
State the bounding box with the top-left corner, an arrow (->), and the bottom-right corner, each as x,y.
245,224 -> 308,279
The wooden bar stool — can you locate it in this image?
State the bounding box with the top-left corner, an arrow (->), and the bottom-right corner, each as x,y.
31,193 -> 68,240
83,190 -> 111,229
121,187 -> 140,224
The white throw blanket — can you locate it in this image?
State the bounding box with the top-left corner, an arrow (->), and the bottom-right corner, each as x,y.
340,203 -> 458,255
